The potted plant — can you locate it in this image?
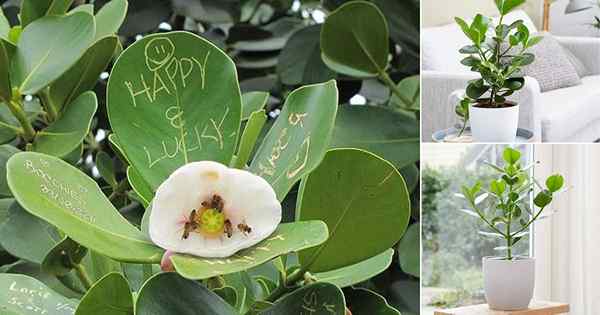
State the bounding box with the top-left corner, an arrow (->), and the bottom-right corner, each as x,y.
460,147 -> 564,310
454,0 -> 542,142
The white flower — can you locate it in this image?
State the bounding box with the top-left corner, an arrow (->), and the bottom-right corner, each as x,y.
149,161 -> 282,258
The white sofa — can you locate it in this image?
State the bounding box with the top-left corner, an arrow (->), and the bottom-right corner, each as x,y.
422,10 -> 600,142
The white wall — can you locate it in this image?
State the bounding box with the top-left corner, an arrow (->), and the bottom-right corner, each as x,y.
422,0 -> 544,28
550,0 -> 600,37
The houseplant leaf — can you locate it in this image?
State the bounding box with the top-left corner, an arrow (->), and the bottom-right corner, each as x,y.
31,91 -> 97,157
126,166 -> 153,208
0,9 -> 9,40
6,151 -> 163,263
249,80 -> 338,201
107,31 -> 242,190
242,91 -> 269,120
0,274 -> 78,315
75,273 -> 133,315
42,237 -> 87,276
390,75 -> 420,110
397,222 -> 419,277
297,148 -> 410,272
0,201 -> 61,263
0,145 -> 20,197
96,151 -> 118,189
94,0 -> 128,40
259,282 -> 345,314
14,12 -> 95,94
320,1 -> 389,77
171,221 -> 328,279
314,248 -> 394,288
234,109 -> 266,168
330,105 -> 419,169
346,287 -> 400,315
0,40 -> 10,102
135,272 -> 238,315
49,36 -> 119,111
277,24 -> 335,86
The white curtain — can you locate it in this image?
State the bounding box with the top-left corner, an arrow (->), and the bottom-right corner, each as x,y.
534,144 -> 600,314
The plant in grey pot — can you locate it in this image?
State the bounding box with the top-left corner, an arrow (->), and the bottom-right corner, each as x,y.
460,147 -> 564,310
454,0 -> 542,142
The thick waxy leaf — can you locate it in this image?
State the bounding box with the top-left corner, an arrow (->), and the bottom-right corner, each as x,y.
171,221 -> 328,279
0,274 -> 78,315
0,9 -> 9,39
234,110 -> 266,168
391,75 -> 420,110
331,105 -> 419,169
14,12 -> 95,94
136,272 -> 238,315
94,0 -> 128,40
231,18 -> 306,52
7,152 -> 163,263
321,1 -> 389,77
126,166 -> 153,208
0,40 -> 10,101
75,273 -> 133,315
0,201 -> 61,263
397,222 -> 419,277
314,248 -> 394,288
96,151 -> 117,189
32,92 -> 97,157
297,148 -> 410,272
277,24 -> 335,86
0,145 -> 19,197
242,91 -> 269,120
20,0 -> 52,27
346,287 -> 400,315
249,80 -> 338,201
42,237 -> 87,276
107,31 -> 242,190
260,282 -> 345,315
49,36 -> 119,111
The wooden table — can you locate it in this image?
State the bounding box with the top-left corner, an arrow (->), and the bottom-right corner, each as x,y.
434,301 -> 569,315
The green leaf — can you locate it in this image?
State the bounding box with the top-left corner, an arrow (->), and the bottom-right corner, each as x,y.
502,147 -> 521,164
49,36 -> 119,111
234,110 -> 266,169
0,9 -> 9,40
232,17 -> 306,52
42,237 -> 87,276
330,105 -> 419,170
136,272 -> 238,315
249,80 -> 338,201
397,223 -> 419,277
107,31 -> 242,190
0,201 -> 62,263
546,174 -> 564,193
32,91 -> 97,157
390,75 -> 420,110
490,179 -> 506,195
75,273 -> 133,315
314,248 -> 394,288
0,145 -> 20,197
277,24 -> 335,86
0,40 -> 10,102
345,287 -> 400,315
297,148 -> 410,272
171,221 -> 328,279
321,1 -> 389,77
496,0 -> 526,15
96,151 -> 118,189
127,166 -> 153,208
20,0 -> 52,27
94,0 -> 128,40
7,152 -> 163,263
0,274 -> 78,315
533,190 -> 553,208
260,282 -> 345,315
14,12 -> 95,94
466,82 -> 489,99
214,286 -> 238,308
242,91 -> 269,120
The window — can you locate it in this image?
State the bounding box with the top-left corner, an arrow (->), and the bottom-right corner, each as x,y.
421,144 -> 533,313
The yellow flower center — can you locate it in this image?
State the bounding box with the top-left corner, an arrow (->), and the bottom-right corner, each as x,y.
196,208 -> 225,238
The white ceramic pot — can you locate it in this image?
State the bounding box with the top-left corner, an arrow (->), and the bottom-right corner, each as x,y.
469,103 -> 519,143
483,257 -> 535,311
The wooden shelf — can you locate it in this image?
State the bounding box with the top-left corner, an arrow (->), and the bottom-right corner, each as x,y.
434,301 -> 569,315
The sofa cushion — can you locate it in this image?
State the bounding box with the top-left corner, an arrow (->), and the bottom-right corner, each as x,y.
513,33 -> 582,92
539,75 -> 600,142
422,10 -> 537,72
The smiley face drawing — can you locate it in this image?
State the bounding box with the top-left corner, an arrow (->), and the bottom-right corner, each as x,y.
145,37 -> 175,71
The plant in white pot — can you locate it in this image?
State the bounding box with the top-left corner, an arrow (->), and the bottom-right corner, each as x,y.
460,147 -> 564,310
454,0 -> 543,142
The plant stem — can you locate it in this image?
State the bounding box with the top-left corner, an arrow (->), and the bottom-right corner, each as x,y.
264,268 -> 305,302
74,263 -> 93,290
378,71 -> 418,114
6,99 -> 35,142
109,179 -> 130,201
39,91 -> 58,123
